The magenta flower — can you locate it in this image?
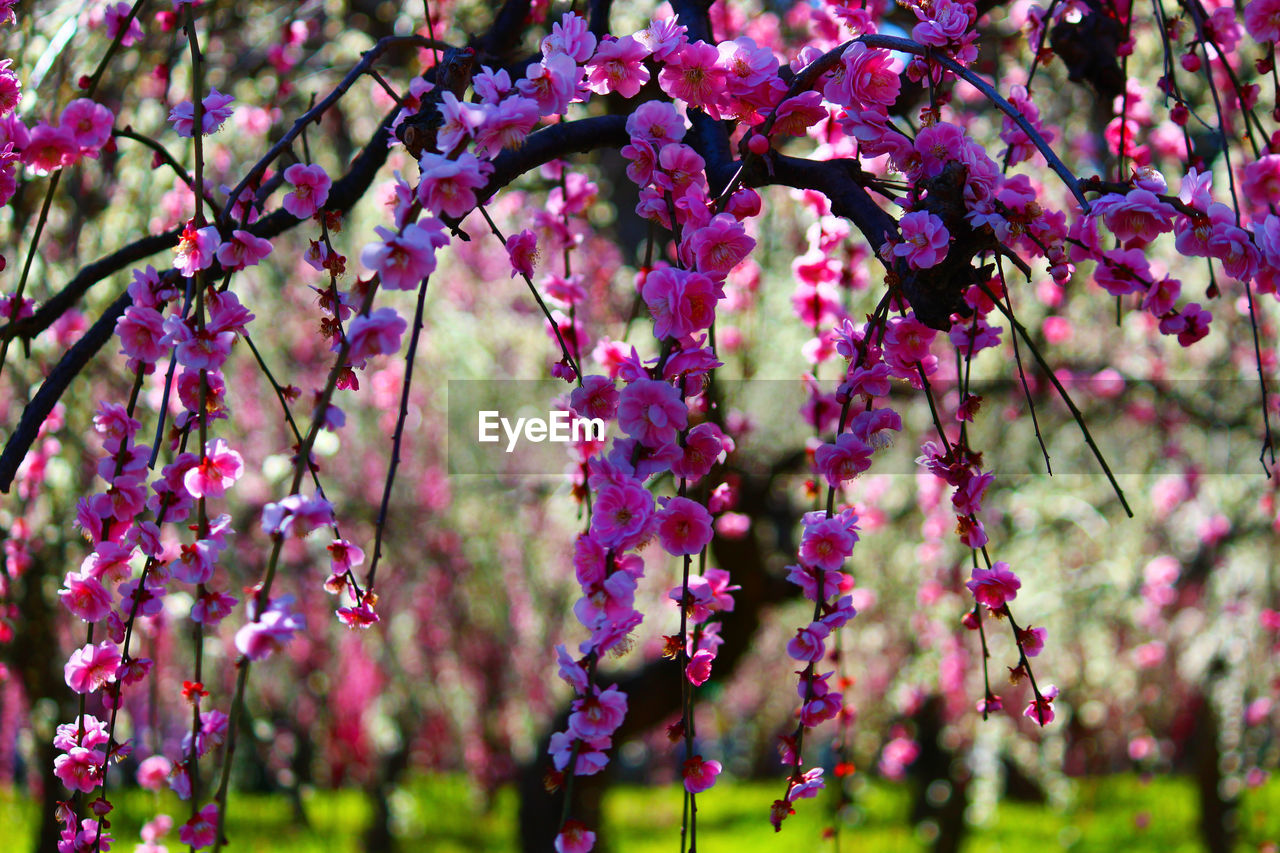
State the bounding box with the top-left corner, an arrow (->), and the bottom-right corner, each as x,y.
506,228 -> 539,278
179,803 -> 219,850
641,268 -> 721,340
60,98 -> 114,153
659,41 -> 727,116
473,96 -> 540,158
58,571 -> 112,622
893,210 -> 950,270
282,163 -> 331,219
617,378 -> 687,447
417,151 -> 491,218
174,221 -> 220,276
589,481 -> 655,550
345,307 -> 407,365
115,304 -> 168,363
54,746 -> 104,793
234,596 -> 305,661
684,213 -> 754,277
1024,684 -> 1059,726
685,648 -> 715,686
136,755 -> 173,791
624,100 -> 686,145
104,1 -> 144,46
555,820 -> 597,853
654,496 -> 714,556
64,641 -> 122,694
814,432 -> 874,488
786,621 -> 830,662
215,229 -> 272,271
23,123 -> 79,174
1246,0 -> 1280,42
361,219 -> 448,290
543,12 -> 597,61
183,438 -> 244,499
965,562 -> 1021,610
681,754 -> 723,793
169,88 -> 235,137
586,35 -> 651,98
516,52 -> 579,117
568,685 -> 627,739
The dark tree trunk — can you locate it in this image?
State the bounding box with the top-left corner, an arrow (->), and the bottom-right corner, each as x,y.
1192,688 -> 1237,853
907,696 -> 969,853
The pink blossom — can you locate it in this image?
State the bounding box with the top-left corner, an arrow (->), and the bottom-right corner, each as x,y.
115,305 -> 169,363
814,432 -> 874,488
54,746 -> 104,793
183,438 -> 243,499
966,562 -> 1021,610
588,481 -> 655,550
60,99 -> 114,152
215,229 -> 272,270
686,648 -> 715,685
517,53 -> 579,117
570,375 -> 619,421
435,92 -> 487,153
682,754 -> 723,793
191,590 -> 237,624
23,122 -> 78,173
417,151 -> 492,218
671,422 -> 726,482
1020,626 -> 1047,657
1094,190 -> 1176,245
543,12 -> 597,62
0,61 -> 21,116
642,268 -> 721,339
1243,155 -> 1280,208
635,17 -> 687,62
624,100 -> 685,145
474,96 -> 540,158
771,91 -> 827,138
617,378 -> 687,447
506,228 -> 539,278
282,163 -> 331,219
361,219 -> 448,290
654,496 -> 714,556
829,42 -> 901,110
104,1 -> 144,46
652,143 -> 706,195
136,755 -> 172,791
65,641 -> 122,694
787,620 -> 830,662
658,41 -> 727,116
261,494 -> 334,537
685,213 -> 754,277
568,685 -> 627,739
789,767 -> 826,800
1245,0 -> 1280,42
1024,684 -> 1059,725
58,571 -> 112,622
234,596 -> 305,661
893,211 -> 950,270
174,221 -> 220,276
586,35 -> 651,97
179,803 -> 218,850
169,88 -> 235,137
555,820 -> 597,853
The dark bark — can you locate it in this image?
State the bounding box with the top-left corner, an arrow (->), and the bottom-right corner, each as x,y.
906,696 -> 970,853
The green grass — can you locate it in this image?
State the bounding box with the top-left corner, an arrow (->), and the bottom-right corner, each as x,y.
3,774 -> 1277,851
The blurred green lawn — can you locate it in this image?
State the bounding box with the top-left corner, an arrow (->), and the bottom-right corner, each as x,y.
2,774 -> 1276,851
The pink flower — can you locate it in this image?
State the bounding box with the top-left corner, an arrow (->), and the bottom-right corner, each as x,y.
788,767 -> 826,800
814,433 -> 873,488
65,641 -> 122,694
1246,0 -> 1280,41
771,92 -> 827,138
1243,155 -> 1280,208
671,422 -> 726,482
1024,684 -> 1059,726
506,228 -> 539,278
589,481 -> 655,550
787,621 -> 830,662
658,41 -> 727,116
0,63 -> 21,117
555,820 -> 597,853
586,35 -> 651,98
261,494 -> 333,537
1020,626 -> 1047,657
1093,190 -> 1176,245
893,211 -> 950,270
115,304 -> 169,363
517,52 -> 579,117
23,122 -> 79,173
543,12 -> 597,62
654,496 -> 714,556
104,2 -> 144,46
1159,302 -> 1212,346
183,438 -> 243,499
473,96 -> 540,158
234,596 -> 305,661
361,219 -> 448,290
179,803 -> 219,850
54,746 -> 104,793
434,92 -> 487,153
624,100 -> 686,145
684,213 -> 754,277
642,268 -> 721,339
686,648 -> 715,685
570,375 -> 619,421
966,562 -> 1021,610
282,163 -> 331,219
136,755 -> 172,791
617,378 -> 687,447
58,571 -> 112,622
169,88 -> 235,137
174,221 -> 220,276
682,754 -> 722,793
60,99 -> 114,152
215,229 -> 272,270
568,685 -> 628,739
828,42 -> 901,110
417,151 -> 491,218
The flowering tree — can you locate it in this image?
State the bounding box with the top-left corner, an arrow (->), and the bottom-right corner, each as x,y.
0,0 -> 1278,851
